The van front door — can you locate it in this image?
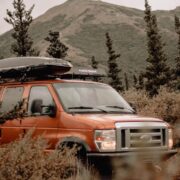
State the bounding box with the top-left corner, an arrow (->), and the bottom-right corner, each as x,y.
21,85 -> 59,149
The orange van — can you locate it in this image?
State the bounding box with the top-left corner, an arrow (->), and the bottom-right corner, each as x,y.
0,57 -> 177,163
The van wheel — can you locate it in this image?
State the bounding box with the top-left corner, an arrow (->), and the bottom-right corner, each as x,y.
75,144 -> 87,164
59,142 -> 89,170
88,157 -> 113,179
60,142 -> 87,162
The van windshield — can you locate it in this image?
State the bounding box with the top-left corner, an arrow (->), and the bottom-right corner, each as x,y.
53,82 -> 134,114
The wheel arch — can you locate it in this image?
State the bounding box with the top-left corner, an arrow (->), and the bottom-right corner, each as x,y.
57,136 -> 91,152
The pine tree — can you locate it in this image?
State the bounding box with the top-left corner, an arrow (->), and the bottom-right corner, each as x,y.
136,74 -> 144,90
133,74 -> 138,88
124,73 -> 129,91
143,0 -> 170,97
133,74 -> 144,90
173,15 -> 180,90
91,56 -> 98,69
105,32 -> 124,91
4,0 -> 39,56
45,31 -> 68,59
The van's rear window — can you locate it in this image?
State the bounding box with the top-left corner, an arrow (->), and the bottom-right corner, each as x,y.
0,87 -> 24,113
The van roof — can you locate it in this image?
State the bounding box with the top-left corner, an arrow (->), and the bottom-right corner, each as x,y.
0,79 -> 105,86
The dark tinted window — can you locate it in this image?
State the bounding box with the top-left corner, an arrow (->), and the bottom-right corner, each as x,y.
28,86 -> 54,115
0,87 -> 24,113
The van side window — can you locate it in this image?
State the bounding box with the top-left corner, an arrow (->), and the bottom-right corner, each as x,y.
28,86 -> 54,115
0,87 -> 24,113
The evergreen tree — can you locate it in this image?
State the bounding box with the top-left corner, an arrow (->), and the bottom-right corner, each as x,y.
124,73 -> 129,91
133,74 -> 138,88
138,74 -> 144,90
4,0 -> 39,56
91,56 -> 98,69
105,32 -> 124,91
143,0 -> 170,96
173,15 -> 180,90
45,31 -> 68,59
133,74 -> 144,90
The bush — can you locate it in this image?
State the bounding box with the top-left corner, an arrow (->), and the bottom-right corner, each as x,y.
0,130 -> 95,180
112,151 -> 180,180
123,87 -> 180,146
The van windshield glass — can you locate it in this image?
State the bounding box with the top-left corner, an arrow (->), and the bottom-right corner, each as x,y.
53,83 -> 134,113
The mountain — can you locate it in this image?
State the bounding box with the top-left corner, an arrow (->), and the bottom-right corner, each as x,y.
0,0 -> 180,76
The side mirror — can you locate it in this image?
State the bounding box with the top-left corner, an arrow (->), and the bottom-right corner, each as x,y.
31,99 -> 42,114
31,99 -> 56,117
41,104 -> 57,117
129,102 -> 137,114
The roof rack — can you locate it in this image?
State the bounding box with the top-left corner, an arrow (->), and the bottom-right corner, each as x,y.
0,57 -> 72,83
0,57 -> 107,83
60,67 -> 106,80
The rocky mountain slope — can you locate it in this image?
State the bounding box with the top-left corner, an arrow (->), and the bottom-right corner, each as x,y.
0,0 -> 180,75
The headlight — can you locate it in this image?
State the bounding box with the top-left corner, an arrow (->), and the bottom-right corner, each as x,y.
94,130 -> 116,151
168,129 -> 173,149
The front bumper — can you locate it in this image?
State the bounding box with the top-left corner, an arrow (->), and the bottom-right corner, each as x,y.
87,149 -> 177,161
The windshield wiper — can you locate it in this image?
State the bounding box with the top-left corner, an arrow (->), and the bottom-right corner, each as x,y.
105,105 -> 135,113
68,106 -> 93,110
68,106 -> 108,113
106,105 -> 125,109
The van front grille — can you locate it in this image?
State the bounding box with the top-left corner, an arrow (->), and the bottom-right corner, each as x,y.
130,128 -> 163,148
116,122 -> 168,151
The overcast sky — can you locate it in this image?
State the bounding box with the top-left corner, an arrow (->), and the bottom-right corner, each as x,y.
0,0 -> 180,34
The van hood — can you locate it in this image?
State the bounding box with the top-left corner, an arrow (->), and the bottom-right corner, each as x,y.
74,113 -> 165,129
